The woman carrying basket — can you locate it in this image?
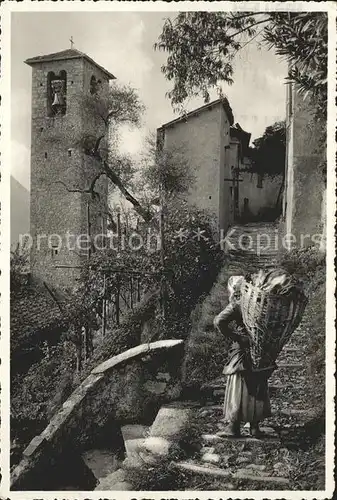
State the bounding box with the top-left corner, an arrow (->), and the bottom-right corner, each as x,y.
214,275 -> 276,437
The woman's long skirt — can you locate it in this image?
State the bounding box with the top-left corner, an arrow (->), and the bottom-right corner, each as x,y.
223,371 -> 271,424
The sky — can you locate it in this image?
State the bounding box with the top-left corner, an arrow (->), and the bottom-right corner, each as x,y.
11,11 -> 288,191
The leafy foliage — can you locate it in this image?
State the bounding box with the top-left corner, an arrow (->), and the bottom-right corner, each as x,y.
249,120 -> 286,177
81,82 -> 145,129
140,135 -> 196,200
264,13 -> 327,117
156,12 -> 327,116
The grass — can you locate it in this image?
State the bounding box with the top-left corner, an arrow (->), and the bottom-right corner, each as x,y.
182,263 -> 233,387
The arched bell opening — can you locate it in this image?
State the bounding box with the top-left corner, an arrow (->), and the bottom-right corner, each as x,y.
47,70 -> 67,117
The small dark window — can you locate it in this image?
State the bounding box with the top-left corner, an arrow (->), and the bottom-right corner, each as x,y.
209,195 -> 212,200
40,127 -> 44,132
44,152 -> 48,159
68,149 -> 72,157
90,75 -> 97,95
51,246 -> 59,258
234,187 -> 239,208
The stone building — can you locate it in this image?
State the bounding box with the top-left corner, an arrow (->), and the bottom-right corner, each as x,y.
282,82 -> 326,250
227,124 -> 282,223
158,99 -> 283,235
25,49 -> 114,290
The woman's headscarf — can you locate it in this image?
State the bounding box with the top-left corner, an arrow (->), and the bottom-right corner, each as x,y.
228,275 -> 244,302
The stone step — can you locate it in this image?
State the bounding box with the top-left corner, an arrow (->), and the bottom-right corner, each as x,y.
277,363 -> 303,369
123,438 -> 146,457
283,345 -> 301,353
149,402 -> 197,438
95,468 -> 133,491
280,408 -> 316,418
215,426 -> 279,443
269,384 -> 302,393
82,449 -> 120,481
173,461 -> 289,486
121,424 -> 149,441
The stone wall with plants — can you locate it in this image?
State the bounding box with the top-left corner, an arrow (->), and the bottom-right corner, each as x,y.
11,339 -> 184,490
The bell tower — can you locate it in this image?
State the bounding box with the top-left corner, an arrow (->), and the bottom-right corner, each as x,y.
25,49 -> 115,290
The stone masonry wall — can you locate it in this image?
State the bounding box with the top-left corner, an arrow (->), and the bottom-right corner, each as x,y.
29,57 -> 109,290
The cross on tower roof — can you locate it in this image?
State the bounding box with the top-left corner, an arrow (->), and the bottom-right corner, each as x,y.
69,36 -> 74,49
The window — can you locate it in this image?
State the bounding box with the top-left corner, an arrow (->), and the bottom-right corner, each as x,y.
90,75 -> 98,95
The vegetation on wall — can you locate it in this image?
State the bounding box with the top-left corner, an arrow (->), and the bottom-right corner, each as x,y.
279,246 -> 325,412
248,120 -> 286,178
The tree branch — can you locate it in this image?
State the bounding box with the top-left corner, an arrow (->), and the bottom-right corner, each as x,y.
53,172 -> 106,201
227,18 -> 272,40
102,159 -> 152,222
53,180 -> 88,194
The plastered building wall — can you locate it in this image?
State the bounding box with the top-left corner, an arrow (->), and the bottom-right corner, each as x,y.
161,104 -> 232,235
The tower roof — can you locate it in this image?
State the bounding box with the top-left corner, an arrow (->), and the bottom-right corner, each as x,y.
25,48 -> 116,80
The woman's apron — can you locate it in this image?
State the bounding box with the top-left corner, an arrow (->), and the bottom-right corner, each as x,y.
223,339 -> 274,424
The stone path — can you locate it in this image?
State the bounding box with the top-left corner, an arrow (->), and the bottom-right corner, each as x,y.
81,223 -> 317,491
83,327 -> 313,491
177,326 -> 315,490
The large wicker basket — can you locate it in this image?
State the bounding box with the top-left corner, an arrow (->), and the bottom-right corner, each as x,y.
240,280 -> 308,369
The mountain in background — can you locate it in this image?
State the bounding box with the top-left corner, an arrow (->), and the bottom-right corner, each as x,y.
11,176 -> 30,248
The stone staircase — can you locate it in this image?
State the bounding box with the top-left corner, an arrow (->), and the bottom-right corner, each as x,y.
80,327 -> 311,491
172,325 -> 313,491
79,223 -> 312,491
225,222 -> 280,275
82,402 -> 198,490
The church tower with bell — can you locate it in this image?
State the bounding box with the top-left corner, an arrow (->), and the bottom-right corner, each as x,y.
25,48 -> 115,290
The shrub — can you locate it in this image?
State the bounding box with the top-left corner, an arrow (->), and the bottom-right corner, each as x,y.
182,263 -> 233,386
11,342 -> 76,465
278,245 -> 325,294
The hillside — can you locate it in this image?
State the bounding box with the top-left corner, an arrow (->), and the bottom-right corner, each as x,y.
11,176 -> 30,248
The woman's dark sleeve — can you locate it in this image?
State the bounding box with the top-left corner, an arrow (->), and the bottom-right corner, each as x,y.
213,303 -> 237,338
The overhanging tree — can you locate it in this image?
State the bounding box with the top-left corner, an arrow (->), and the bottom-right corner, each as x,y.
47,82 -> 151,223
155,12 -> 327,117
249,120 -> 286,177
